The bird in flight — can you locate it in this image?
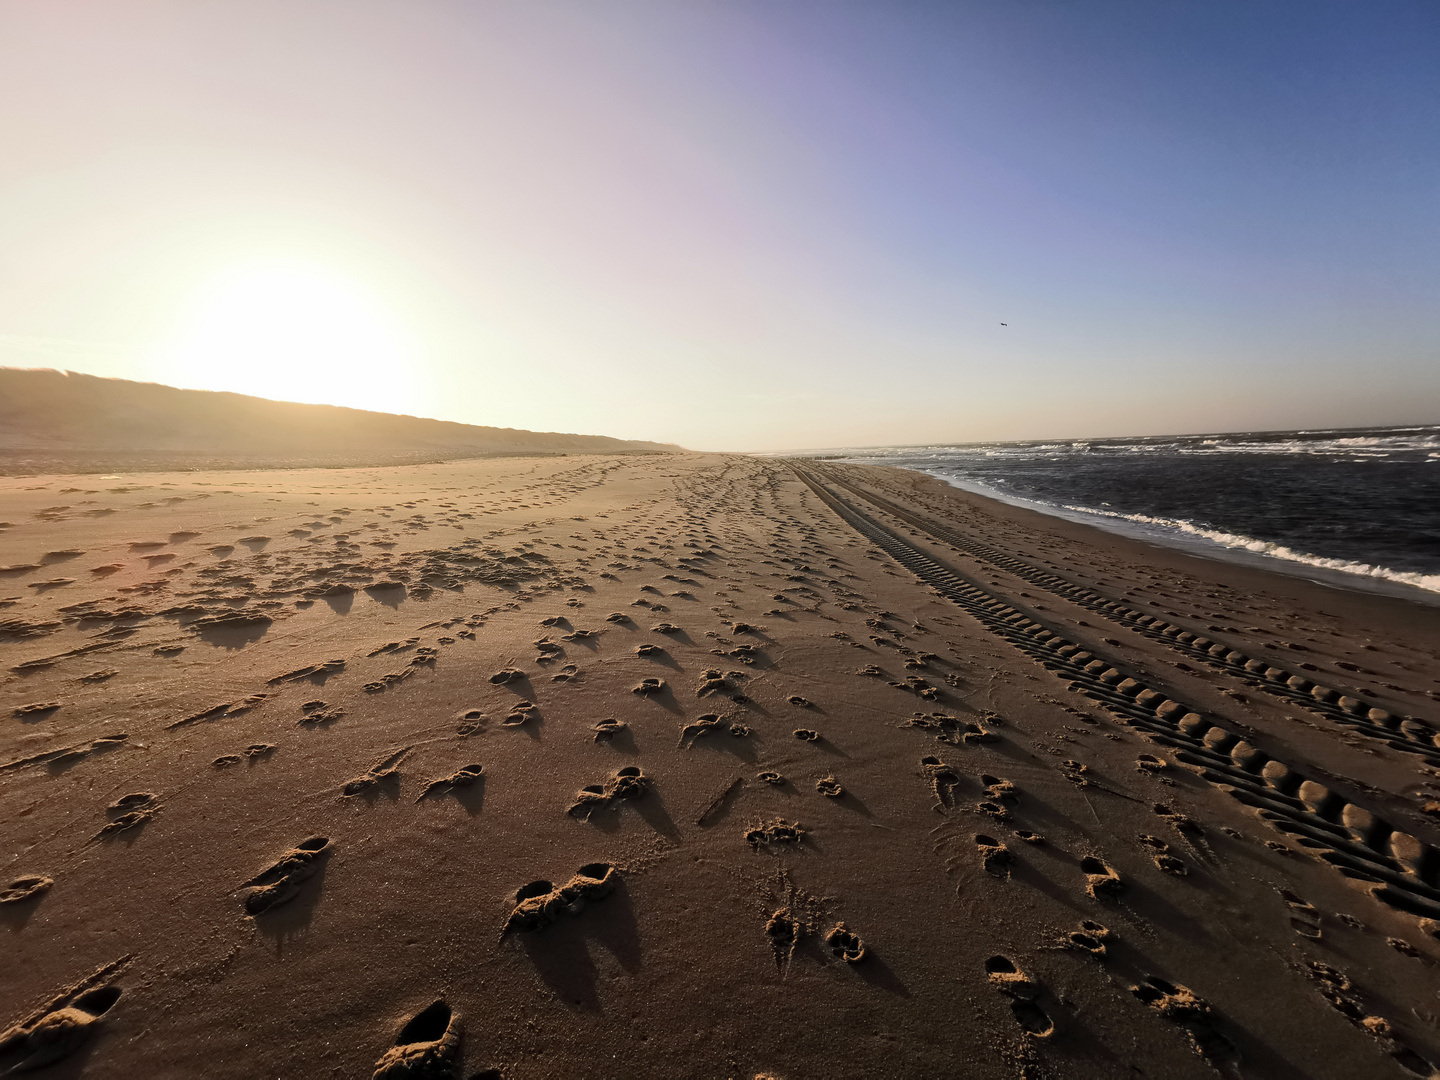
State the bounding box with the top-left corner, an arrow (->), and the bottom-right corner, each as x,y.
1000,322 -> 1008,326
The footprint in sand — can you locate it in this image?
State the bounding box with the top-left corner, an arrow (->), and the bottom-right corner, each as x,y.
371,996 -> 460,1080
1065,920 -> 1112,958
1080,856 -> 1124,899
299,701 -> 345,725
503,862 -> 619,934
1138,835 -> 1188,876
501,700 -> 539,727
0,985 -> 122,1072
975,834 -> 1013,878
984,956 -> 1053,1037
13,702 -> 60,718
0,875 -> 53,905
825,922 -> 866,963
343,748 -> 411,796
980,774 -> 1018,804
1130,976 -> 1234,1061
921,757 -> 961,810
592,718 -> 627,742
1280,889 -> 1323,939
371,1000 -> 462,1080
567,766 -> 648,818
96,793 -> 158,838
632,677 -> 666,697
765,908 -> 803,971
746,820 -> 805,850
416,764 -> 484,802
240,837 -> 331,915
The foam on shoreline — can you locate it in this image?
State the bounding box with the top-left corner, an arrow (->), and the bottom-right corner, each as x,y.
911,468 -> 1440,602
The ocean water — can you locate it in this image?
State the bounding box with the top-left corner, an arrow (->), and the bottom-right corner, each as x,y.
833,425 -> 1440,599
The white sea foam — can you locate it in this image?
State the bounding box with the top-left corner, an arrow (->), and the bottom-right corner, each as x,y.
1055,504 -> 1440,595
822,424 -> 1440,462
827,423 -> 1440,601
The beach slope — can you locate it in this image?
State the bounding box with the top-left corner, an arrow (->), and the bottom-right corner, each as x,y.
2,453 -> 1439,1079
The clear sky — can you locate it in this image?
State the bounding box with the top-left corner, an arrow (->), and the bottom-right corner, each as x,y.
1,1 -> 1437,451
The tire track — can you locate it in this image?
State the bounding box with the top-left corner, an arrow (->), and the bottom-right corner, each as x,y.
808,462 -> 1440,769
787,461 -> 1440,927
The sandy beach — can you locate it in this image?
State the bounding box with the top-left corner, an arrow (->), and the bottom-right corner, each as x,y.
3,451 -> 1440,1079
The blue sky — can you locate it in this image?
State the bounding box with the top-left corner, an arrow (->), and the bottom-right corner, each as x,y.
0,0 -> 1436,449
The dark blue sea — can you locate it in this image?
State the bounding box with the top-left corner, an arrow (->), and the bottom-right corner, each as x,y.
833,425 -> 1440,600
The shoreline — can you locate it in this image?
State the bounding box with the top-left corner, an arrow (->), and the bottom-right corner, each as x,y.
862,462 -> 1440,609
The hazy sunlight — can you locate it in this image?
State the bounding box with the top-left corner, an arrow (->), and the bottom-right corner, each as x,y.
154,261 -> 425,415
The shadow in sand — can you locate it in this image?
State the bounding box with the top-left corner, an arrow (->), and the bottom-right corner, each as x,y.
419,774 -> 486,817
1002,854 -> 1091,919
733,626 -> 775,644
640,648 -> 684,672
851,949 -> 911,996
731,693 -> 770,717
364,585 -> 406,610
496,676 -> 535,698
3,1025 -> 106,1079
686,733 -> 759,765
238,537 -> 271,552
502,712 -> 545,742
46,738 -> 127,776
519,881 -> 642,1010
829,788 -> 874,818
321,590 -> 355,615
598,727 -> 639,754
0,886 -> 49,931
804,735 -> 849,759
631,791 -> 681,840
347,770 -> 404,805
195,621 -> 270,650
637,688 -> 684,716
253,856 -> 331,954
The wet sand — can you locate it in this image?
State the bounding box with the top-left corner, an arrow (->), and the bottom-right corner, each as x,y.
3,453 -> 1439,1079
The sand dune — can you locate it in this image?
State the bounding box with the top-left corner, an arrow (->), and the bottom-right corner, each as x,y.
0,369 -> 679,474
2,452 -> 1439,1078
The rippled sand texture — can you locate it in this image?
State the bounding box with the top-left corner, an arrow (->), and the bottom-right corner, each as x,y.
3,453 -> 1440,1079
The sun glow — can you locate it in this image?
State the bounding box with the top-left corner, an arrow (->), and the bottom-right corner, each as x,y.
153,261 -> 428,415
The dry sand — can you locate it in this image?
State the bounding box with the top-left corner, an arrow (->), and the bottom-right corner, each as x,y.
2,452 -> 1439,1079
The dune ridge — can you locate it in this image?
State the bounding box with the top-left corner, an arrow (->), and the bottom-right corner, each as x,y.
0,368 -> 680,474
